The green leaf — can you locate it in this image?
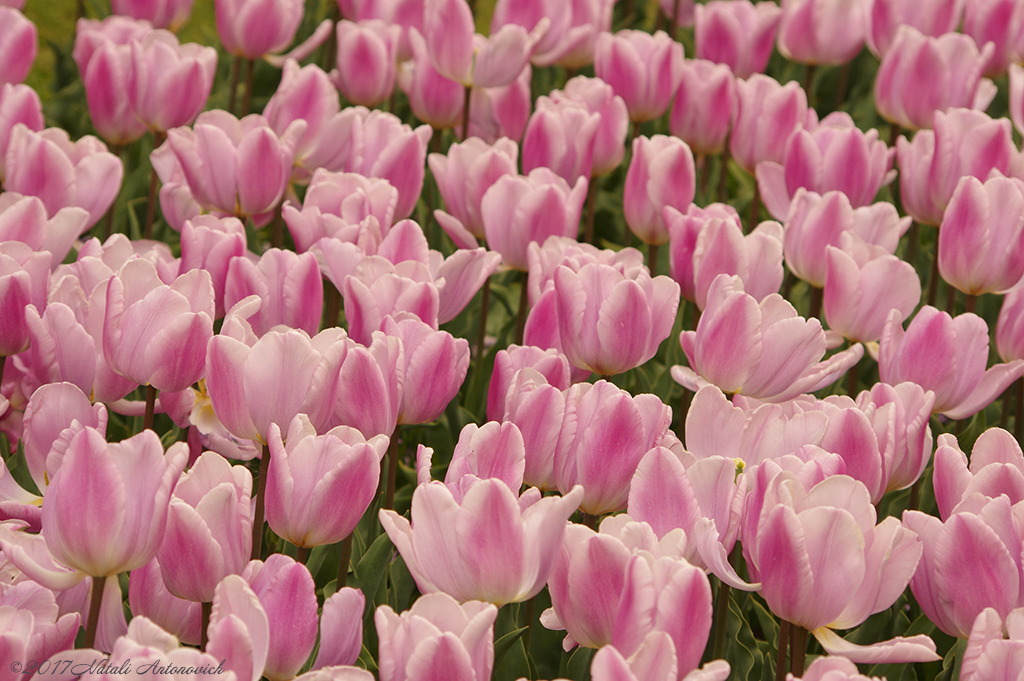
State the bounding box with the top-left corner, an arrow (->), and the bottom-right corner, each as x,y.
352,532 -> 392,607
493,627 -> 528,668
565,647 -> 594,681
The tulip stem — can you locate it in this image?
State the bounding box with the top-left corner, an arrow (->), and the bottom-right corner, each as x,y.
228,55 -> 242,115
945,281 -> 957,316
252,442 -> 270,560
909,475 -> 921,511
808,285 -> 822,321
1016,378 -> 1024,444
322,2 -> 340,72
697,154 -> 709,202
522,595 -> 536,653
515,273 -> 529,345
647,242 -> 659,275
965,293 -> 977,315
584,177 -> 599,244
201,601 -> 212,651
711,581 -> 731,660
83,575 -> 107,650
581,512 -> 599,529
144,385 -> 158,431
803,65 -> 816,109
749,185 -> 760,233
789,624 -> 807,676
846,355 -> 859,397
242,59 -> 255,116
322,280 -> 341,329
384,433 -> 399,510
926,248 -> 941,307
0,357 -> 6,394
834,63 -> 850,110
337,533 -> 354,588
296,545 -> 310,565
476,275 -> 491,364
902,220 -> 919,268
716,148 -> 731,204
144,131 -> 166,240
774,619 -> 790,681
461,86 -> 472,142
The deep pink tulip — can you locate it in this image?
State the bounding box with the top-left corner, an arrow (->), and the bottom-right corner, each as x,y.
695,1 -> 782,79
4,125 -> 123,228
963,0 -> 1024,76
756,111 -> 896,220
223,248 -> 323,337
430,136 -> 519,247
179,216 -> 247,318
744,466 -> 938,663
465,63 -> 533,144
375,592 -> 497,681
333,331 -> 401,438
167,111 -> 302,222
266,415 -> 386,548
547,76 -> 628,176
0,83 -> 43,184
543,518 -> 712,672
313,587 -> 365,669
333,20 -> 399,107
823,237 -> 921,344
776,0 -> 865,65
481,169 -> 587,270
962,608 -> 1024,681
0,242 -> 49,357
905,494 -> 1024,638
381,480 -> 582,606
553,262 -> 679,376
675,275 -> 863,402
127,558 -> 202,646
398,28 -> 464,130
665,205 -> 784,310
897,108 -> 1022,226
205,303 -> 346,442
624,135 -> 695,246
216,0 -> 331,62
670,60 -> 736,157
875,26 -> 996,132
490,0 -> 571,67
865,0 -> 965,57
0,7 -> 36,86
157,452 -> 252,603
487,344 -> 571,422
103,261 -> 214,392
43,427 -> 187,578
553,381 -> 674,514
385,316 -> 470,426
594,30 -> 684,123
552,0 -> 615,69
939,174 -> 1024,296
128,30 -> 217,134
243,554 -> 318,681
880,306 -> 1024,419
286,170 -> 398,252
111,0 -> 195,30
933,428 -> 1024,520
522,98 -> 600,184
730,74 -> 813,175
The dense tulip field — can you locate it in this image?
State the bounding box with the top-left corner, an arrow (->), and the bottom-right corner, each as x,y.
8,0 -> 1024,679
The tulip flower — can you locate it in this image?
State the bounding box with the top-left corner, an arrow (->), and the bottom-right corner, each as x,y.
997,283 -> 1024,362
547,76 -> 629,176
128,30 -> 217,134
500,366 -> 569,492
865,0 -> 965,57
939,174 -> 1024,296
776,0 -> 866,66
963,0 -> 1024,76
675,275 -> 863,402
552,0 -> 615,70
0,83 -> 43,184
223,248 -> 323,337
375,592 -> 498,681
341,263 -> 439,345
522,98 -> 601,184
670,60 -> 736,157
933,428 -> 1024,520
756,111 -> 896,220
487,344 -> 572,422
465,63 -> 533,144
111,0 -> 195,30
313,588 -> 365,669
490,0 -> 571,67
287,170 -> 398,252
553,263 -> 680,377
332,20 -> 399,107
215,0 -> 332,63
593,30 -> 684,123
179,216 -> 247,318
207,575 -> 269,681
332,330 -> 402,438
243,554 -> 319,681
127,558 -> 202,645
624,135 -> 696,246
398,28 -> 465,130
157,451 -> 252,603
897,108 -> 1022,227
419,421 -> 527,499
385,316 -> 470,426
875,26 -> 996,131
787,657 -> 885,681
0,7 -> 36,86
879,306 -> 1024,419
0,242 -> 49,358
962,607 -> 1024,681
730,74 -> 814,175
694,0 -> 782,79
0,193 -> 89,266
266,415 -> 387,549
1010,64 -> 1024,137
381,480 -> 582,606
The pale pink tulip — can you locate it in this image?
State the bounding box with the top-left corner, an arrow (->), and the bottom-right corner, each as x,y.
522,98 -> 600,184
128,558 -> 202,646
0,7 -> 36,86
963,0 -> 1024,75
216,0 -> 332,63
776,0 -> 866,65
695,1 -> 782,78
0,242 -> 49,357
547,76 -> 628,176
962,607 -> 1024,681
730,74 -> 813,175
865,0 -> 965,57
223,248 -> 323,337
333,20 -> 399,107
670,60 -> 736,157
385,316 -> 470,426
933,428 -> 1024,520
0,83 -> 43,184
111,0 -> 195,30
624,135 -> 695,246
243,554 -> 318,681
128,30 -> 217,134
594,30 -> 684,123
313,588 -> 365,669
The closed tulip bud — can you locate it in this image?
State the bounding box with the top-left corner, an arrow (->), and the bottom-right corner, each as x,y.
730,74 -> 813,175
0,7 -> 36,86
223,248 -> 323,338
127,558 -> 202,645
385,316 -> 470,426
313,588 -> 365,669
624,135 -> 696,246
128,31 -> 217,133
670,60 -> 736,157
466,63 -> 533,144
491,0 -> 571,67
333,331 -> 402,438
695,0 -> 782,79
180,216 -> 247,318
522,99 -> 601,184
0,83 -> 43,184
111,0 -> 195,31
216,0 -> 332,62
333,20 -> 399,107
776,0 -> 866,66
997,283 -> 1024,362
963,0 -> 1024,76
243,554 -> 319,681
399,28 -> 464,130
553,0 -> 615,70
487,345 -> 571,422
0,242 -> 49,357
594,30 -> 684,123
548,76 -> 628,176
865,0 -> 965,57
933,428 -> 1024,521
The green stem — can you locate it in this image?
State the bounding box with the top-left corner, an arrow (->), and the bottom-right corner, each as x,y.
965,293 -> 977,315
716,147 -> 731,204
384,431 -> 399,510
83,575 -> 107,650
749,184 -> 760,234
476,275 -> 491,364
337,533 -> 354,588
228,55 -> 241,116
242,59 -> 255,117
515,272 -> 529,345
712,580 -> 731,660
201,601 -> 212,651
1016,377 -> 1024,444
584,177 -> 599,244
251,442 -> 270,560
647,242 -> 659,276
144,131 -> 166,240
774,620 -> 790,681
522,595 -> 536,654
144,384 -> 158,432
322,280 -> 341,329
808,285 -> 823,322
927,246 -> 941,307
846,354 -> 859,397
789,624 -> 807,677
296,545 -> 311,565
462,85 -> 472,142
581,512 -> 599,529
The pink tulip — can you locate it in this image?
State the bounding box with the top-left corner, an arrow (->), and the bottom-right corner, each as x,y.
543,518 -> 712,672
266,415 -> 387,548
997,283 -> 1024,362
286,170 -> 398,252
128,30 -> 217,134
4,125 -> 123,228
167,110 -> 302,222
730,74 -> 813,175
933,428 -> 1024,520
553,381 -> 674,514
382,480 -> 582,606
127,558 -> 202,645
481,169 -> 587,270
207,575 -> 269,681
695,1 -> 782,79
590,633 -> 731,681
0,242 -> 49,357
337,0 -> 424,59
823,236 -> 921,344
216,0 -> 331,62
332,331 -> 401,438
341,263 -> 439,346
313,587 -> 365,669
963,0 -> 1024,76
223,248 -> 323,337
786,657 -> 885,681
756,111 -> 896,220
856,382 -> 936,494
0,194 -> 88,267
776,0 -> 866,66
423,421 -> 527,497
594,30 -> 684,123
0,83 -> 44,184
157,452 -> 252,603
522,98 -> 600,184
527,236 -> 646,307
179,216 -> 247,318
962,608 -> 1024,681
939,174 -> 1024,296
0,583 -> 79,665
553,262 -> 680,376
205,302 -> 346,442
430,136 -> 519,247
552,0 -> 615,69
242,554 -> 318,681
0,7 -> 36,86
487,344 -> 571,422
499,364 -> 569,492
675,275 -> 863,402
547,76 -> 628,176
624,135 -> 695,246
150,139 -> 201,231
875,26 -> 996,131
491,0 -> 571,66
465,63 -> 533,144
398,29 -> 464,130
103,261 -> 214,392
376,592 -> 497,681
385,316 -> 470,426
897,108 -> 1022,226
744,465 -> 938,663
865,0 -> 965,57
332,20 -> 399,107
879,306 -> 1024,419
111,0 -> 195,30
669,60 -> 736,157
1010,63 -> 1024,137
